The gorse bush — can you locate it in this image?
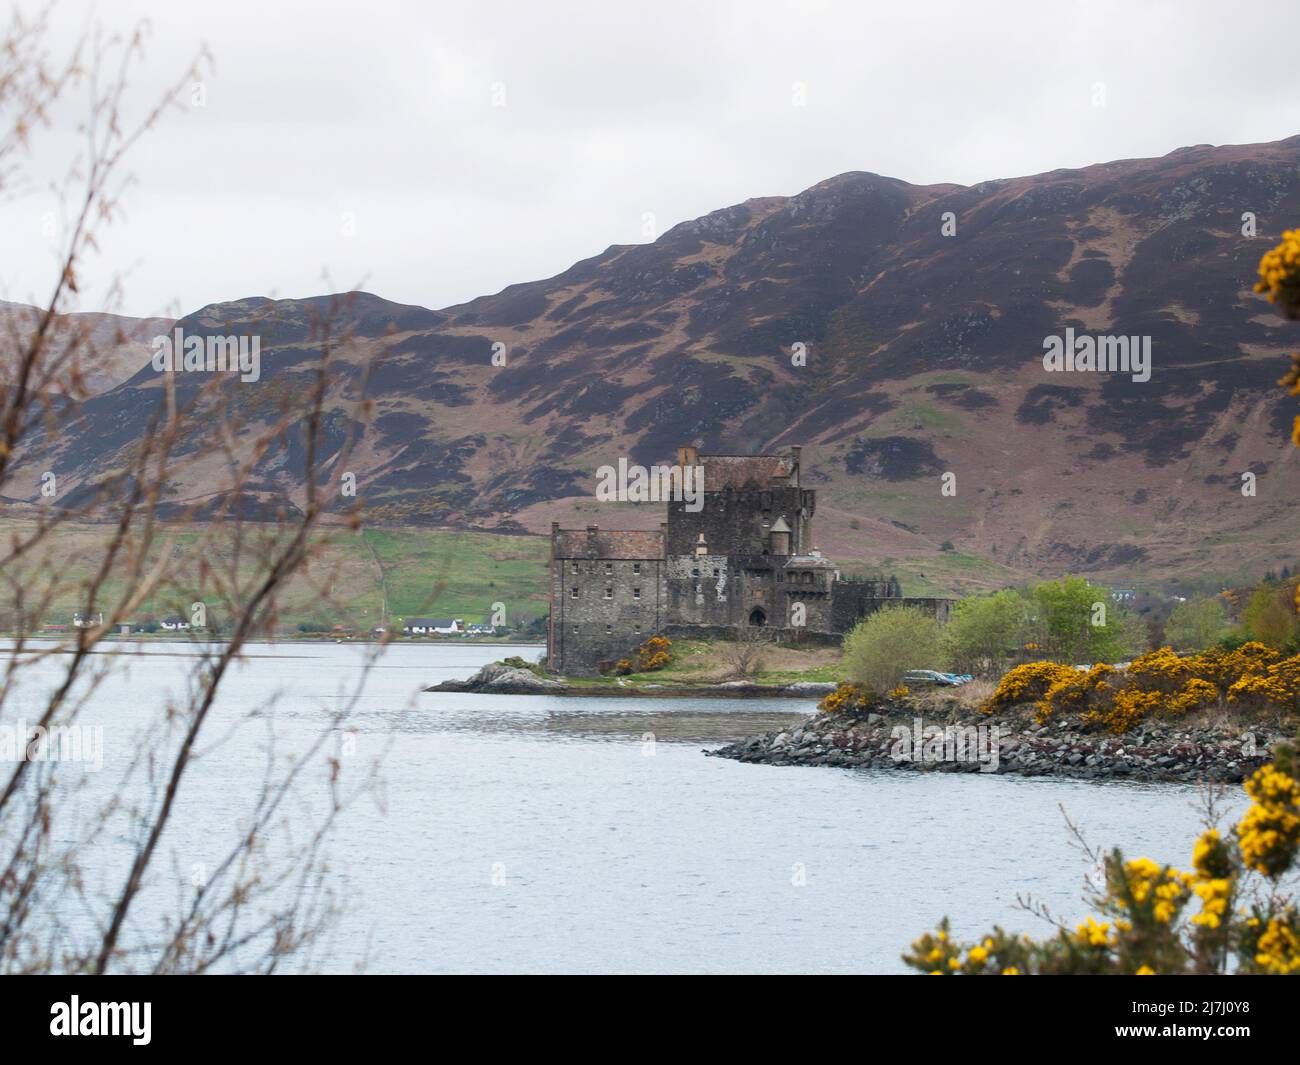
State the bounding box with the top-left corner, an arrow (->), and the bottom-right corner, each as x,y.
904,740 -> 1300,975
816,682 -> 873,714
981,643 -> 1300,733
613,635 -> 673,675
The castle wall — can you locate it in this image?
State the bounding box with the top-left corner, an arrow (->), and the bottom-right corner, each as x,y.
545,450 -> 953,675
775,566 -> 836,632
549,556 -> 665,673
664,553 -> 737,629
830,583 -> 953,634
547,525 -> 665,674
665,485 -> 814,557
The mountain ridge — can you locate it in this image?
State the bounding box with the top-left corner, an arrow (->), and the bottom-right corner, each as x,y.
9,135 -> 1300,595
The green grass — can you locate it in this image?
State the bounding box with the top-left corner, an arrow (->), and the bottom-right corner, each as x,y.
0,520 -> 550,633
360,527 -> 549,622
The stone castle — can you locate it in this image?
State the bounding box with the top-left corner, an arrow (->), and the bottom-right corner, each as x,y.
547,445 -> 951,674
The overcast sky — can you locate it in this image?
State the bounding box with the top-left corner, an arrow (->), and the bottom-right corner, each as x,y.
4,0 -> 1298,319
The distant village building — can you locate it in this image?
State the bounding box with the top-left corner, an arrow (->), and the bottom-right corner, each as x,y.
403,617 -> 464,636
547,445 -> 952,675
464,623 -> 494,636
73,611 -> 103,629
160,615 -> 190,631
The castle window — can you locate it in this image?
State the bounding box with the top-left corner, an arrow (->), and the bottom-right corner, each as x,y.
571,586 -> 580,598
633,588 -> 641,599
572,625 -> 578,635
605,624 -> 612,634
712,568 -> 718,577
776,572 -> 784,583
634,624 -> 641,634
604,587 -> 613,599
633,563 -> 641,574
691,567 -> 699,577
605,563 -> 613,575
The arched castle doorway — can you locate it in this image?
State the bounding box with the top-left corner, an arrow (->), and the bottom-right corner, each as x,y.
748,607 -> 767,627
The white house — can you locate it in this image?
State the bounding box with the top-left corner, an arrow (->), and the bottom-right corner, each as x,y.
402,617 -> 463,636
160,615 -> 190,631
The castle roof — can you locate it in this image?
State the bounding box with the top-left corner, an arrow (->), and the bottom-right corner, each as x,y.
784,554 -> 836,569
553,527 -> 664,560
697,453 -> 795,490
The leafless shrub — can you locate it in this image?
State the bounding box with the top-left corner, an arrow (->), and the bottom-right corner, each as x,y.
0,11 -> 395,974
721,625 -> 772,680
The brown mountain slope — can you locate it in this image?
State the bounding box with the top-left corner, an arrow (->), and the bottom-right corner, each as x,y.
0,301 -> 172,395
10,137 -> 1300,594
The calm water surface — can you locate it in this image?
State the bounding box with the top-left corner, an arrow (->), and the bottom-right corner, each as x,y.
5,640 -> 1245,973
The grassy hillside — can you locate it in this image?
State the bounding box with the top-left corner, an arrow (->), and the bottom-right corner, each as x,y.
0,520 -> 550,633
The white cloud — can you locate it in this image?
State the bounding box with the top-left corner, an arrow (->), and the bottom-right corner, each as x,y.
2,0 -> 1297,318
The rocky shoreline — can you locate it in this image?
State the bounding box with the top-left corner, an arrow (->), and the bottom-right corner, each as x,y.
425,660 -> 837,698
707,701 -> 1285,783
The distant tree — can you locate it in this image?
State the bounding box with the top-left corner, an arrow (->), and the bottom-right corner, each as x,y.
1243,581 -> 1298,649
1029,577 -> 1131,665
942,590 -> 1032,677
842,605 -> 943,693
1164,598 -> 1228,651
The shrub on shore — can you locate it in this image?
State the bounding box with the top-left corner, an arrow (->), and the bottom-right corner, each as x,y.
981,643 -> 1300,733
903,739 -> 1300,975
612,635 -> 673,675
817,682 -> 874,714
841,605 -> 943,693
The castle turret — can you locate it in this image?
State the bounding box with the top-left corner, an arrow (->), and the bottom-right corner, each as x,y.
769,516 -> 792,556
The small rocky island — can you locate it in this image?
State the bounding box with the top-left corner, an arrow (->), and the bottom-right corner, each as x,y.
426,657 -> 837,698
708,696 -> 1283,783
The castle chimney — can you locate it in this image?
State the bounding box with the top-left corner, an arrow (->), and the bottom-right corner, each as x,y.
551,521 -> 560,536
791,445 -> 802,487
676,444 -> 699,467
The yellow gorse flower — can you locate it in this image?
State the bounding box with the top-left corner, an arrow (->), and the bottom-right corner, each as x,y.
1074,916 -> 1112,948
1256,230 -> 1300,318
1253,916 -> 1300,975
1236,765 -> 1300,878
